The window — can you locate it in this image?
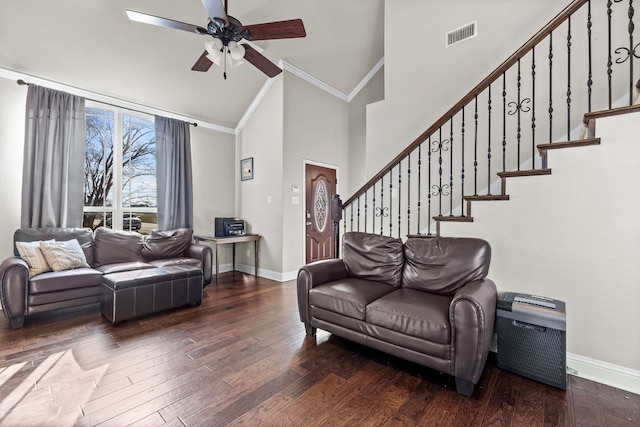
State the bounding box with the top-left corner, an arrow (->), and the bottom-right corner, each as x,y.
83,104 -> 157,234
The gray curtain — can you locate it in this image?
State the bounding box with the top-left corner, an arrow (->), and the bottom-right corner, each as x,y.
21,85 -> 86,228
155,116 -> 194,230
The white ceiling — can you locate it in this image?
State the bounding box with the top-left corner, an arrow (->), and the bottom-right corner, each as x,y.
0,0 -> 384,129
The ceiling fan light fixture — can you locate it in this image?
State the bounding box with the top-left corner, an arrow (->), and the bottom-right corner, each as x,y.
228,41 -> 246,60
205,38 -> 223,58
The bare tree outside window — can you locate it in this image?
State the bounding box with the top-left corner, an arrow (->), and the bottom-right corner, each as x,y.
83,107 -> 157,233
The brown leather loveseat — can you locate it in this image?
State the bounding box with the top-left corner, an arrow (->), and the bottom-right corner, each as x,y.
0,227 -> 212,328
297,232 -> 497,396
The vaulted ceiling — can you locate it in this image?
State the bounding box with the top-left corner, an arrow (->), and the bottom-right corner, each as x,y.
0,0 -> 384,130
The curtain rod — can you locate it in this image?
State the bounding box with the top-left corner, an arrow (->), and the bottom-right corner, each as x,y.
16,79 -> 197,127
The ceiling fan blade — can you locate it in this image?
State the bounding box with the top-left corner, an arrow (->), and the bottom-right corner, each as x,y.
201,0 -> 228,25
243,19 -> 306,41
127,10 -> 207,34
192,51 -> 214,72
243,45 -> 282,78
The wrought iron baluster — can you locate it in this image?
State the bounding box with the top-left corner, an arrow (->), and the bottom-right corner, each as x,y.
629,0 -> 635,105
349,204 -> 353,231
549,32 -> 554,142
502,72 -> 507,172
517,59 -> 522,165
364,191 -> 368,233
372,183 -> 376,234
397,163 -> 402,237
432,129 -> 450,217
567,16 -> 572,140
427,136 -> 432,235
417,145 -> 422,234
449,119 -> 454,216
389,171 -> 393,236
357,197 -> 360,231
461,107 -> 466,216
474,97 -> 479,196
487,84 -> 492,195
379,177 -> 384,235
587,0 -> 593,112
531,47 -> 537,169
407,153 -> 411,234
608,0 -> 613,108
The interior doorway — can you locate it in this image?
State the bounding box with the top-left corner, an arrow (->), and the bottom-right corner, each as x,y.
305,163 -> 337,264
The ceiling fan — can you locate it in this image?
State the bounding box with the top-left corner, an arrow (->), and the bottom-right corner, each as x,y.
126,0 -> 306,79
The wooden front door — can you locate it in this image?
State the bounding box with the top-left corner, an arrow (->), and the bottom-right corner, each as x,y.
305,164 -> 337,264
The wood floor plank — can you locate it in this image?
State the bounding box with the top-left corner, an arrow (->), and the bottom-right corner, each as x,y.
0,272 -> 635,427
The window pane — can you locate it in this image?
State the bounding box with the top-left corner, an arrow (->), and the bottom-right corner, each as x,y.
122,114 -> 156,209
84,108 -> 114,208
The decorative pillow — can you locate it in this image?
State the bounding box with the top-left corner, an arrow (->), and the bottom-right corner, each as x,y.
342,232 -> 405,288
142,228 -> 193,260
16,240 -> 54,276
39,239 -> 90,272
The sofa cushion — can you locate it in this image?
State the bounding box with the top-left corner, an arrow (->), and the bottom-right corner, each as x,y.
402,237 -> 491,296
39,239 -> 90,272
342,232 -> 404,288
366,288 -> 453,345
94,261 -> 155,274
309,278 -> 396,320
15,240 -> 53,276
28,268 -> 103,294
142,228 -> 193,260
93,227 -> 145,266
149,257 -> 200,268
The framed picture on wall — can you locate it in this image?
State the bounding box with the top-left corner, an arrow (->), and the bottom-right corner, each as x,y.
241,157 -> 253,181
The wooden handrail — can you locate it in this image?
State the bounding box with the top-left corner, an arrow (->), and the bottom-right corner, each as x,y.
344,0 -> 589,207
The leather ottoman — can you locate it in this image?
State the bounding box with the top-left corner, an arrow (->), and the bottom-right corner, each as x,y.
101,265 -> 203,324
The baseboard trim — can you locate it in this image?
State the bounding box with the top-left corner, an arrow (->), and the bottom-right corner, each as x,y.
233,264 -> 297,283
566,353 -> 640,395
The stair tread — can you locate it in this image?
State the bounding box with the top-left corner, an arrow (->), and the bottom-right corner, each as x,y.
433,215 -> 474,222
538,138 -> 601,150
498,168 -> 552,178
464,195 -> 510,201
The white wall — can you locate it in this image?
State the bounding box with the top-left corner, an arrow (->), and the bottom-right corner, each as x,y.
0,77 -> 26,260
442,112 -> 640,388
282,73 -> 350,275
366,0 -> 570,179
236,77 -> 285,276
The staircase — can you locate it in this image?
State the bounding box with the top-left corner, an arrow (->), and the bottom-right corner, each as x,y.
340,0 -> 639,239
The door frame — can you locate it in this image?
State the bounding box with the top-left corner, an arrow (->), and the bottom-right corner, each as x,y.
302,159 -> 340,263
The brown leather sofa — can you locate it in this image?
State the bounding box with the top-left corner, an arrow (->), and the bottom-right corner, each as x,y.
297,232 -> 497,397
0,227 -> 212,329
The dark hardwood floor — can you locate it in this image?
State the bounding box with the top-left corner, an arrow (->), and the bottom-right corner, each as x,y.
0,272 -> 637,426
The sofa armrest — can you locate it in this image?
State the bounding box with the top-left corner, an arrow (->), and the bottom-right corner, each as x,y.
449,278 -> 497,386
187,244 -> 213,287
297,259 -> 348,329
0,257 -> 29,325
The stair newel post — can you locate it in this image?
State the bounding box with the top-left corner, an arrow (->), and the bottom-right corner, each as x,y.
330,194 -> 343,259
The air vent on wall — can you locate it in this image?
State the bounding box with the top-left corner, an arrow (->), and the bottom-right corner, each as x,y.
446,21 -> 477,47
